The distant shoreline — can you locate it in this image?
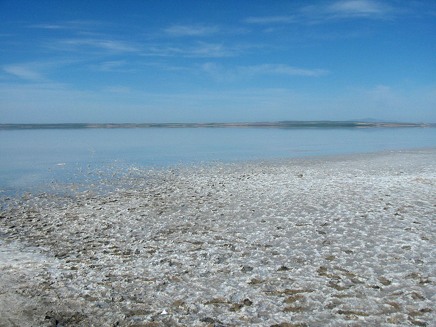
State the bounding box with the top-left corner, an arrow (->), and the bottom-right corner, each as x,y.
0,121 -> 434,130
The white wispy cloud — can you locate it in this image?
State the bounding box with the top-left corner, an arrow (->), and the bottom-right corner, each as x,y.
302,0 -> 392,21
202,63 -> 328,81
244,15 -> 295,25
29,20 -> 104,31
326,0 -> 390,18
2,59 -> 87,82
245,0 -> 392,26
58,38 -> 139,53
242,64 -> 328,77
145,42 -> 238,58
164,24 -> 219,36
3,64 -> 43,81
29,24 -> 67,30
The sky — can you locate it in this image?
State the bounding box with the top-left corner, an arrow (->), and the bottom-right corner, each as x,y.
0,0 -> 435,123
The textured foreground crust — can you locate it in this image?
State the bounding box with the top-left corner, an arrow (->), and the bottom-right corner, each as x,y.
1,150 -> 435,326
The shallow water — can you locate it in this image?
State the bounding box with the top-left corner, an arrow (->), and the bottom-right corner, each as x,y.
1,127 -> 435,194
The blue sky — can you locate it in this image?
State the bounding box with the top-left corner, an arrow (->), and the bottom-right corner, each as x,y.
1,0 -> 435,123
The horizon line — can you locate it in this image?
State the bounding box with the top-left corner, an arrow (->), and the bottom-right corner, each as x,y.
0,120 -> 434,130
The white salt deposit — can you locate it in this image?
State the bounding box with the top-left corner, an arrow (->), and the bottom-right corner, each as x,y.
0,149 -> 435,326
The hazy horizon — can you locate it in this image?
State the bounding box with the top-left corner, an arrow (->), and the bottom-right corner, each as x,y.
1,117 -> 435,125
1,0 -> 435,123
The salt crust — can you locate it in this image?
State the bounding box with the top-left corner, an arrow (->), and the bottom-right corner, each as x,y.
0,149 -> 435,326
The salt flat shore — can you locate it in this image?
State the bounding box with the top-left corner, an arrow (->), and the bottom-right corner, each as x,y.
1,149 -> 435,327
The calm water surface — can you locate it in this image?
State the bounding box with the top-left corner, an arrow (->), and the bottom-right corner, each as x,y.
1,127 -> 435,194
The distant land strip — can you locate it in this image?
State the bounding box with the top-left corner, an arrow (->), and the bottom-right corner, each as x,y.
0,121 -> 434,130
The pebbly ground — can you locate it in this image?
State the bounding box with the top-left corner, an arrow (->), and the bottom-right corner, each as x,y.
0,149 -> 435,326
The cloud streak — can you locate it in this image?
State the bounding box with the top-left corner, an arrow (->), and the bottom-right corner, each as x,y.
326,0 -> 390,18
144,42 -> 239,58
244,15 -> 295,25
164,24 -> 219,37
302,0 -> 393,22
242,64 -> 328,77
202,63 -> 328,81
50,37 -> 236,58
245,0 -> 393,26
3,64 -> 44,81
57,38 -> 139,53
29,20 -> 104,31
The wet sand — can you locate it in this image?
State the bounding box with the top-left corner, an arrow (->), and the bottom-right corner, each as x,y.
1,149 -> 435,326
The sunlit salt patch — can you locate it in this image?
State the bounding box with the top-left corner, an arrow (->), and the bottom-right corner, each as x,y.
0,240 -> 57,272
